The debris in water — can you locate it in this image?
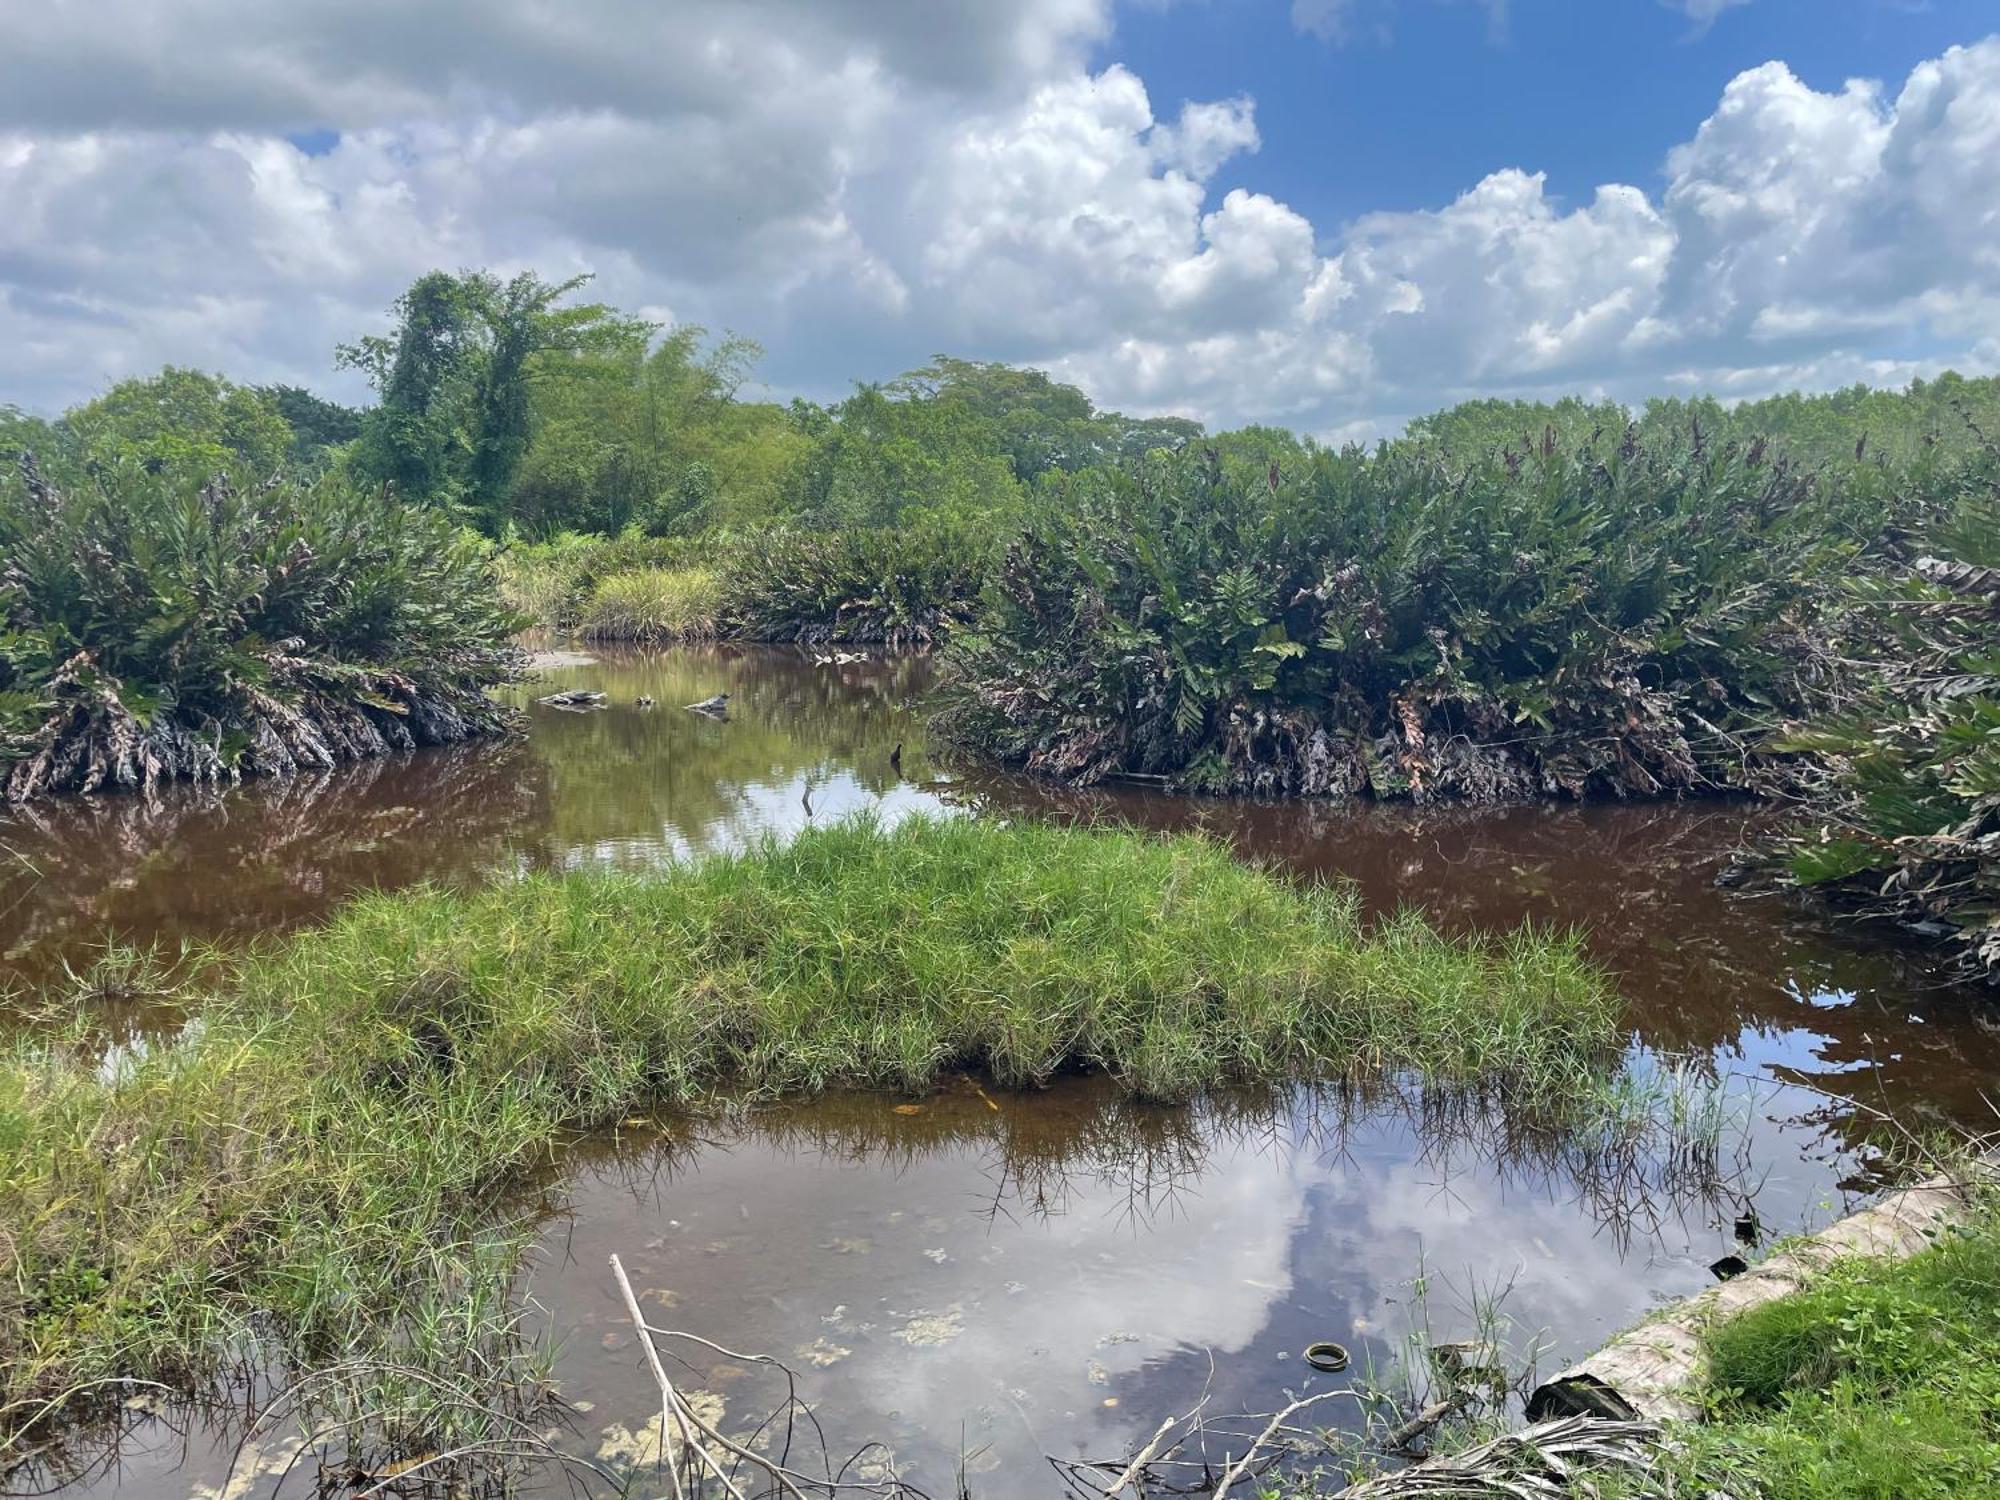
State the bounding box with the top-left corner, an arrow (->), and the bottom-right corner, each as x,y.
686,692 -> 731,718
892,1103 -> 925,1115
1086,1359 -> 1111,1386
826,1236 -> 872,1255
596,1391 -> 727,1466
1709,1254 -> 1750,1282
538,689 -> 607,711
1734,1210 -> 1760,1245
644,1287 -> 681,1310
798,1337 -> 853,1368
895,1306 -> 965,1347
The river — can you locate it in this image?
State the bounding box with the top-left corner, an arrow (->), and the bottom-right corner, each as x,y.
5,645 -> 1994,1498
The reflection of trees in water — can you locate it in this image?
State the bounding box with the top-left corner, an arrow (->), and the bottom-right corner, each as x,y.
0,741 -> 548,986
566,1073 -> 1746,1255
933,774 -> 2000,1139
514,645 -> 929,864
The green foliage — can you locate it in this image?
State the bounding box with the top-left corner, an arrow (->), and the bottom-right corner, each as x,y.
1780,471 -> 2000,980
62,367 -> 294,476
1601,1191 -> 2000,1500
576,566 -> 724,642
721,524 -> 989,647
254,382 -> 364,470
937,431 -> 1882,799
339,269 -> 648,531
1410,375 -> 2000,473
506,323 -> 807,536
0,455 -> 522,801
495,528 -> 697,631
0,815 -> 1630,1439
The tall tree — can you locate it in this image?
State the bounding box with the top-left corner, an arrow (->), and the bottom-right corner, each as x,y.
338,270 -> 642,531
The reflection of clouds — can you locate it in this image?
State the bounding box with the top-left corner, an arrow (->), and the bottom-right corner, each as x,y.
547,771 -> 956,872
537,1085 -> 1879,1500
545,1122 -> 1327,1493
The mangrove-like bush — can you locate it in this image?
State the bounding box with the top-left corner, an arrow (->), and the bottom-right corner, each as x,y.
721,524 -> 986,646
1781,478 -> 2000,982
0,458 -> 523,802
936,433 -> 1890,801
0,816 -> 1623,1431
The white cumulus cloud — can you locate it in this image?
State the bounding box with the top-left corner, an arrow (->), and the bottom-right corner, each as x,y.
0,5 -> 1996,442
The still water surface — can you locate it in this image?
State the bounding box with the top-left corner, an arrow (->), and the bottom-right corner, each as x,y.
5,646 -> 1996,1498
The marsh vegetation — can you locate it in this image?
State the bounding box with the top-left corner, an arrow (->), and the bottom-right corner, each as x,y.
4,265 -> 1999,1499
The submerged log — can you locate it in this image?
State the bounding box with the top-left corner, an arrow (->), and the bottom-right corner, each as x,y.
538,690 -> 607,710
1526,1160 -> 1994,1423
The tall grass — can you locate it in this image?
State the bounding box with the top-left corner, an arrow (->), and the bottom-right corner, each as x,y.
0,816 -> 1623,1443
576,565 -> 724,641
495,528 -> 698,632
0,457 -> 522,801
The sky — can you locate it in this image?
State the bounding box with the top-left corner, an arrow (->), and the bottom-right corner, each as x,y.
1,0 -> 1997,438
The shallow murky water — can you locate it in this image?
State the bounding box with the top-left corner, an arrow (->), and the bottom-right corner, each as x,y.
5,645 -> 1997,1498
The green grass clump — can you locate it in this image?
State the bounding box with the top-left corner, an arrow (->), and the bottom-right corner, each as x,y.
1601,1187 -> 2000,1500
0,816 -> 1620,1436
575,565 -> 724,641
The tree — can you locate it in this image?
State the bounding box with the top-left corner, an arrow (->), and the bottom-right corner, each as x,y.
255,384 -> 364,470
338,270 -> 644,531
62,368 -> 294,476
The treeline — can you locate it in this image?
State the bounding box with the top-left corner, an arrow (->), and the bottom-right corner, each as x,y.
1,268 -> 1993,977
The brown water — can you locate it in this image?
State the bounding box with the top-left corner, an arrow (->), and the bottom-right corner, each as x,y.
6,645 -> 1997,1499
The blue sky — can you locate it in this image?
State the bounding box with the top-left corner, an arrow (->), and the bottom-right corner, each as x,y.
1115,1 -> 1992,222
0,1 -> 1997,435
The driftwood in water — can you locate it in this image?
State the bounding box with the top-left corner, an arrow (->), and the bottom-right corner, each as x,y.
1527,1161 -> 1992,1423
537,689 -> 607,710
1334,1415 -> 1660,1498
685,693 -> 731,719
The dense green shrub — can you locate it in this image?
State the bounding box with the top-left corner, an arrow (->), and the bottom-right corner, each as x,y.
721,523 -> 988,647
936,431 -> 1892,800
1781,470 -> 2000,981
0,457 -> 522,801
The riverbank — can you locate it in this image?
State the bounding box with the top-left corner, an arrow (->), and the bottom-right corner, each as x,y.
1,815 -> 1628,1447
1601,1173 -> 2000,1500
